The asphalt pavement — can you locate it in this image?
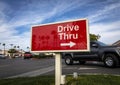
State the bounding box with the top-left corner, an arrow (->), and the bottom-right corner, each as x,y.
0,58 -> 120,79
0,58 -> 55,78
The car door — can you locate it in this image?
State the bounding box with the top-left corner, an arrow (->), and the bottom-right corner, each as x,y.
89,42 -> 99,60
73,42 -> 99,60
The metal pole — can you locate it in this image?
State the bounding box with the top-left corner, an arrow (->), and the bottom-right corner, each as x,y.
55,53 -> 62,85
3,43 -> 5,56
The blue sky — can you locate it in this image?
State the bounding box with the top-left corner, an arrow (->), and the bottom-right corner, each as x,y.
0,0 -> 120,50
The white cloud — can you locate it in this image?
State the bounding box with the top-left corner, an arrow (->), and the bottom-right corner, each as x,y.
52,0 -> 90,16
0,0 -> 90,49
0,29 -> 30,51
0,1 -> 10,25
0,0 -> 120,51
88,2 -> 120,23
85,2 -> 120,44
90,21 -> 120,32
100,30 -> 120,44
7,0 -> 90,27
90,21 -> 120,44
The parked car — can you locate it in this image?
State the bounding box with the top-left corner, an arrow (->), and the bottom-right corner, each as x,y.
24,52 -> 33,59
14,54 -> 20,58
39,53 -> 54,57
0,54 -> 6,59
62,41 -> 120,68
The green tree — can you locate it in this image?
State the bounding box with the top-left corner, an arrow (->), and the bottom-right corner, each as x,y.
8,49 -> 17,58
10,44 -> 13,49
90,34 -> 100,41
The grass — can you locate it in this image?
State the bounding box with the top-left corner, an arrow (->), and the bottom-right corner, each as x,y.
0,75 -> 120,85
66,75 -> 120,85
0,76 -> 55,85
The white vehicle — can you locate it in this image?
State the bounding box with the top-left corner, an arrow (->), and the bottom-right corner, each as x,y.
0,54 -> 6,59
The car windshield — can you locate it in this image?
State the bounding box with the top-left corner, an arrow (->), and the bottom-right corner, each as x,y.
97,41 -> 107,46
25,52 -> 31,54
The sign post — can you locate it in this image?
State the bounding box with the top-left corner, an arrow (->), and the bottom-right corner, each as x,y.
31,19 -> 89,85
55,53 -> 62,85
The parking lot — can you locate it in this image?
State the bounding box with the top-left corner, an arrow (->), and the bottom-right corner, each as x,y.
0,58 -> 120,79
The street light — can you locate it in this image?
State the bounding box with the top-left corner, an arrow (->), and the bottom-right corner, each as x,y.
27,46 -> 30,52
3,43 -> 5,55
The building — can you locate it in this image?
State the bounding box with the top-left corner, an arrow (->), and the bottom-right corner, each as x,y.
0,49 -> 8,56
0,49 -> 25,58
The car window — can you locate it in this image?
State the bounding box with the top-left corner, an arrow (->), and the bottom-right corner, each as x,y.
97,41 -> 107,46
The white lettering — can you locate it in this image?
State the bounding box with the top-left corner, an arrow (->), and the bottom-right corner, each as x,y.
58,33 -> 78,40
57,24 -> 79,32
57,24 -> 79,40
58,33 -> 63,40
58,26 -> 63,32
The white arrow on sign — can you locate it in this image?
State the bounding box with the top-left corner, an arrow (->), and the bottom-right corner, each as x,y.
60,41 -> 76,48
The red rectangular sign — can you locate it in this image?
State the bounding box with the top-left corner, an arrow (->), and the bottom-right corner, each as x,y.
31,19 -> 90,52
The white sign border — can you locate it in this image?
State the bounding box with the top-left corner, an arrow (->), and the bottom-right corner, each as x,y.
31,18 -> 90,53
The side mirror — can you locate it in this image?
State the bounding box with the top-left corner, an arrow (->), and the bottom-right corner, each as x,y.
92,44 -> 98,48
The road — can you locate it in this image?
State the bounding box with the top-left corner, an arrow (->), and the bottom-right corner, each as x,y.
0,58 -> 120,79
62,62 -> 120,75
0,58 -> 55,78
45,60 -> 120,76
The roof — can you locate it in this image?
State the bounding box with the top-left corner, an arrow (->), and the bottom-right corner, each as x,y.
112,40 -> 120,46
